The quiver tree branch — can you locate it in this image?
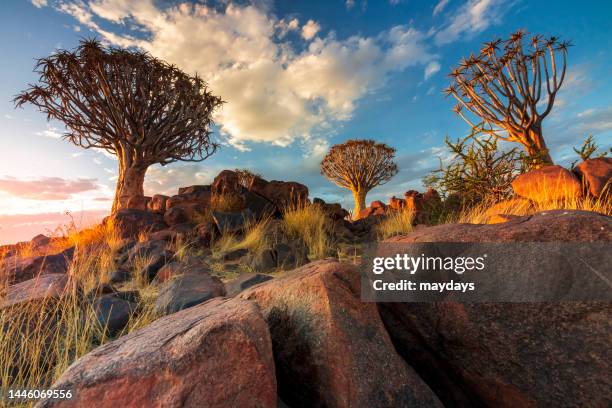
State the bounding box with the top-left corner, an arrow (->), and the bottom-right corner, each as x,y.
15,39 -> 224,212
321,140 -> 398,219
444,31 -> 571,166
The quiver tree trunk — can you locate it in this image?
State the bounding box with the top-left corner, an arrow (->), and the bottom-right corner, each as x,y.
523,127 -> 553,167
352,188 -> 368,219
112,161 -> 147,213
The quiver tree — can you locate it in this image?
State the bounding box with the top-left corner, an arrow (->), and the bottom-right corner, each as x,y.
445,30 -> 570,166
15,39 -> 223,212
321,140 -> 398,218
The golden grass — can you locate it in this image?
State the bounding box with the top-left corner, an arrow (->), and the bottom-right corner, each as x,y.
282,203 -> 334,259
211,217 -> 271,258
0,220 -> 161,406
457,190 -> 612,224
376,208 -> 415,239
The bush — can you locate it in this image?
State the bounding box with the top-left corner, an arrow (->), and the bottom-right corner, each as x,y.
424,130 -> 528,206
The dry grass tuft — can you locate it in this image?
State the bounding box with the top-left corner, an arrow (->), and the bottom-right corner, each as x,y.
376,208 -> 415,239
282,203 -> 334,259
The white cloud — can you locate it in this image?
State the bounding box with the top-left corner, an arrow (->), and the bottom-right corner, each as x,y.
433,0 -> 450,16
57,1 -> 436,151
301,19 -> 320,40
30,0 -> 47,8
434,0 -> 508,45
346,0 -> 355,9
36,127 -> 62,139
424,61 -> 441,80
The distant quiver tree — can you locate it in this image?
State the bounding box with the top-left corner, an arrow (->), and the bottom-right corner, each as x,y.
15,39 -> 224,213
321,139 -> 398,219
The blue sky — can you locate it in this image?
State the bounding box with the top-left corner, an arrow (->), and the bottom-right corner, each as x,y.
0,0 -> 611,243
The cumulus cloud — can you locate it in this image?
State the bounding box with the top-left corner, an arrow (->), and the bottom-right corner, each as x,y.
424,61 -> 441,80
56,1 -> 436,152
0,176 -> 98,200
434,0 -> 508,45
301,19 -> 320,40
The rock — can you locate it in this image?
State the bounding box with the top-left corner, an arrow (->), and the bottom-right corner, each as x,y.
315,200 -> 349,221
31,234 -> 51,248
163,203 -> 207,226
512,165 -> 581,202
125,195 -> 151,211
1,246 -> 74,284
103,209 -> 167,239
195,221 -> 219,247
225,273 -> 274,297
484,198 -> 533,223
1,274 -> 70,310
166,188 -> 212,210
239,260 -> 441,408
387,210 -> 610,243
178,185 -> 211,195
243,190 -> 277,219
274,240 -> 309,269
107,269 -> 131,285
250,179 -> 309,209
126,240 -> 173,281
93,294 -> 136,336
155,273 -> 225,315
249,249 -> 277,273
154,258 -> 210,284
574,157 -> 612,198
85,283 -> 116,301
370,200 -> 386,210
147,194 -> 169,214
36,298 -> 277,408
212,209 -> 254,234
380,209 -> 612,407
223,248 -> 249,261
212,169 -> 242,196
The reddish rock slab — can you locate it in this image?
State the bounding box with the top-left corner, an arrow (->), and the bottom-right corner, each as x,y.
239,259 -> 442,408
380,209 -> 612,407
1,273 -> 70,309
250,180 -> 309,209
512,165 -> 581,202
574,157 -> 612,198
36,298 -> 277,408
103,209 -> 167,239
147,194 -> 169,214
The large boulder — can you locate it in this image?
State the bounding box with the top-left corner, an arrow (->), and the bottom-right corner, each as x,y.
36,298 -> 277,408
103,209 -> 167,239
166,187 -> 212,210
225,273 -> 274,297
0,247 -> 74,285
212,170 -> 242,196
512,165 -> 581,202
574,157 -> 612,198
211,209 -> 254,234
239,260 -> 441,408
379,210 -> 612,407
163,203 -> 207,226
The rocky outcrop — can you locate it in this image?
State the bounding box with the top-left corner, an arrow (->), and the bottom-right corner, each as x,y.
483,198 -> 533,223
512,165 -> 582,202
36,298 -> 277,408
0,247 -> 74,285
380,210 -> 612,407
240,259 -> 442,408
574,157 -> 612,198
